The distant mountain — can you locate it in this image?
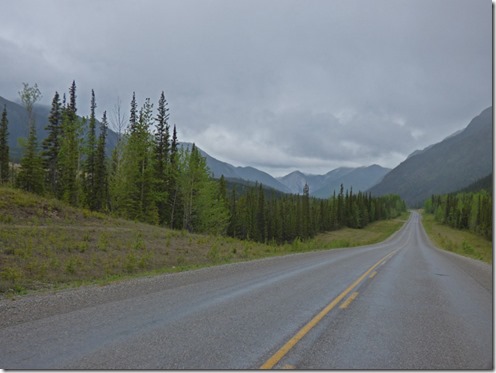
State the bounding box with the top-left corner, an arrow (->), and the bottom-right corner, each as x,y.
368,106 -> 493,207
277,165 -> 391,198
180,141 -> 390,198
0,96 -> 119,160
179,142 -> 292,193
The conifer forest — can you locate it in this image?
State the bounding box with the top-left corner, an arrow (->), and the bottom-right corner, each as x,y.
0,81 -> 407,245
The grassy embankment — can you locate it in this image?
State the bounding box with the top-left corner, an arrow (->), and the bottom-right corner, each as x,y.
0,186 -> 409,297
421,211 -> 492,264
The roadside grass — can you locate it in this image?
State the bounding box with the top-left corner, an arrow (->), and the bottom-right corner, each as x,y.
314,212 -> 409,249
421,211 -> 492,264
0,187 -> 410,297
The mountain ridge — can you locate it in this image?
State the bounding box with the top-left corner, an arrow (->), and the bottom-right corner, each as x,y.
183,140 -> 391,197
368,106 -> 493,207
276,165 -> 390,197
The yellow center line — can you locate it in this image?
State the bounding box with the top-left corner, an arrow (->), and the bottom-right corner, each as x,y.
369,271 -> 378,279
339,291 -> 359,309
260,249 -> 398,369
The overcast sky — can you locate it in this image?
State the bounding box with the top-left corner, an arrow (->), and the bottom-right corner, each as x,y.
0,0 -> 492,176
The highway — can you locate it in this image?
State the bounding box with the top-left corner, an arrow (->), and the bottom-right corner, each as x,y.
0,211 -> 492,369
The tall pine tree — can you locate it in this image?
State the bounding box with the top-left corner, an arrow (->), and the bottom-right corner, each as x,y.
0,105 -> 9,184
129,92 -> 138,133
93,111 -> 108,211
167,124 -> 182,228
42,92 -> 62,196
58,81 -> 84,205
83,90 -> 98,209
111,96 -> 158,224
154,91 -> 170,225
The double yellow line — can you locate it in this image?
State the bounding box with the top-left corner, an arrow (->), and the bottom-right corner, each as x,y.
260,249 -> 398,369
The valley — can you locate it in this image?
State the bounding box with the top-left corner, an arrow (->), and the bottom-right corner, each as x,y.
0,1 -> 491,370
1,95 -> 491,203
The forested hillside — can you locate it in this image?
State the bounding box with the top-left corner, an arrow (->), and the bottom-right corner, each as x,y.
423,178 -> 492,240
0,81 -> 406,246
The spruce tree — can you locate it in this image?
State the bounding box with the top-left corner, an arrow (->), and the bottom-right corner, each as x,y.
179,143 -> 227,233
129,92 -> 138,133
256,184 -> 266,242
302,183 -> 310,238
68,80 -> 77,117
154,91 -> 170,225
84,90 -> 97,209
58,81 -> 84,205
227,187 -> 239,238
94,111 -> 108,211
42,92 -> 62,196
112,97 -> 157,223
167,124 -> 181,228
195,176 -> 230,235
136,98 -> 157,223
0,105 -> 9,184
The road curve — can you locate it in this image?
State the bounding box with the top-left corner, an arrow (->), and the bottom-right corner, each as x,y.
0,211 -> 492,369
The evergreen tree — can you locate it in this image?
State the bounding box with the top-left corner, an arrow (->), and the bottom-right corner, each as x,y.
177,143 -> 228,233
227,187 -> 240,238
111,97 -> 158,224
58,81 -> 84,205
0,105 -> 9,184
167,124 -> 181,228
180,144 -> 202,231
94,111 -> 108,211
42,92 -> 62,196
154,91 -> 170,224
136,98 -> 158,223
129,92 -> 138,133
17,83 -> 44,194
256,184 -> 266,242
83,90 -> 98,209
194,176 -> 230,235
170,124 -> 178,160
302,183 -> 310,238
337,184 -> 344,226
68,80 -> 77,116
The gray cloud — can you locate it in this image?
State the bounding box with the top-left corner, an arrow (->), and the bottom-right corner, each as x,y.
0,0 -> 491,176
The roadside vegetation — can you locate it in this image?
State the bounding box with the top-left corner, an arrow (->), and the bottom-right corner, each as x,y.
0,187 -> 408,297
421,212 -> 491,264
422,177 -> 492,263
0,81 -> 408,297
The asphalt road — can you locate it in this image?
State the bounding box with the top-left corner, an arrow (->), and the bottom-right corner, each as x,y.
0,211 -> 492,369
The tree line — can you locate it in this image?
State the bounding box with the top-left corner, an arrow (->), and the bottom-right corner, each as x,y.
0,81 -> 407,244
424,190 -> 492,240
225,182 -> 406,244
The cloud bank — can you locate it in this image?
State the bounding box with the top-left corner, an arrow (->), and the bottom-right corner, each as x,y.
0,0 -> 491,176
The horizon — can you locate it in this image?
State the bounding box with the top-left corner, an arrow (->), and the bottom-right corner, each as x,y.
1,94 -> 488,179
